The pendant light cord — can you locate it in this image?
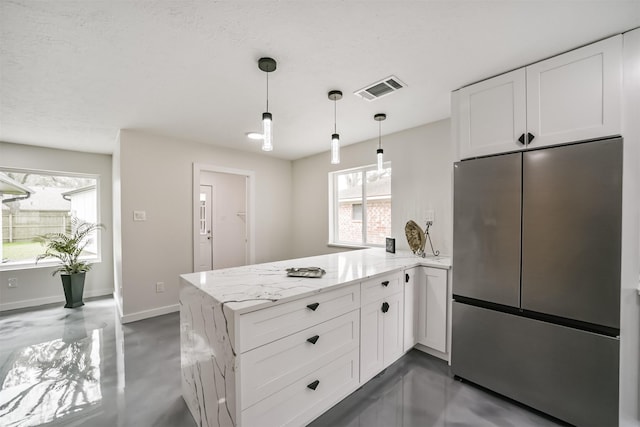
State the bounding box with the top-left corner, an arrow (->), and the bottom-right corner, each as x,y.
266,72 -> 269,112
378,121 -> 381,149
334,99 -> 337,133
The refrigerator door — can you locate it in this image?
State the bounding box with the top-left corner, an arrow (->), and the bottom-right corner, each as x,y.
453,153 -> 521,307
452,302 -> 620,427
521,138 -> 622,329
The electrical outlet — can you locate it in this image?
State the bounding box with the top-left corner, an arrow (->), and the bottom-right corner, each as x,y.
8,278 -> 17,288
156,282 -> 165,293
425,210 -> 435,224
133,210 -> 147,221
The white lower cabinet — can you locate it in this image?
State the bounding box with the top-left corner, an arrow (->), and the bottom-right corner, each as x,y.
360,273 -> 404,383
403,267 -> 421,352
240,310 -> 359,409
417,267 -> 448,353
241,349 -> 360,427
195,266 -> 449,427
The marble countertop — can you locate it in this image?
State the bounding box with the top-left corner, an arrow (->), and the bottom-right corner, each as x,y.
180,248 -> 451,314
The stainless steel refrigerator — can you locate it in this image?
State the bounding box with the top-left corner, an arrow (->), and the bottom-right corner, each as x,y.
452,138 -> 622,427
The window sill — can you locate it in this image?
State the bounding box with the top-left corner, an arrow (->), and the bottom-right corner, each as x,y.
327,243 -> 372,250
0,257 -> 102,272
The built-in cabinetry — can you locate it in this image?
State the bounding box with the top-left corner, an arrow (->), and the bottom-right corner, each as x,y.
417,267 -> 448,353
180,252 -> 451,427
403,267 -> 420,352
403,266 -> 449,357
239,284 -> 361,426
454,35 -> 622,159
360,272 -> 404,382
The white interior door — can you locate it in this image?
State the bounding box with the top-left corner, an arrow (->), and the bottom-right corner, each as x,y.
193,164 -> 255,273
197,185 -> 213,271
209,173 -> 247,269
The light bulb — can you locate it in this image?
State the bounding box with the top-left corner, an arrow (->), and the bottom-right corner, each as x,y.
377,148 -> 384,172
331,133 -> 340,164
262,112 -> 273,151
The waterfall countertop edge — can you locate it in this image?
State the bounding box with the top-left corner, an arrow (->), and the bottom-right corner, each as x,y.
180,248 -> 452,314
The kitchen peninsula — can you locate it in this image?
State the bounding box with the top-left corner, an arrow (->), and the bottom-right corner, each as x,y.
179,248 -> 451,427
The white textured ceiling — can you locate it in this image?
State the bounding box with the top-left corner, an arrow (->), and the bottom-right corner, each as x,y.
1,1 -> 639,160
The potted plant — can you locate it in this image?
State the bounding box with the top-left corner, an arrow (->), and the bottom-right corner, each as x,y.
35,217 -> 104,308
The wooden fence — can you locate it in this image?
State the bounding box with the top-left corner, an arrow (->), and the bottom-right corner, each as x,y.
1,211 -> 71,242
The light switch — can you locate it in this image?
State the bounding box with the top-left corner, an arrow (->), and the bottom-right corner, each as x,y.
133,211 -> 146,221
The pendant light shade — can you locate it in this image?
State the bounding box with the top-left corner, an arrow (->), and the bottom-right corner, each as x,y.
262,112 -> 273,151
331,134 -> 340,164
258,57 -> 277,152
374,113 -> 386,172
328,90 -> 343,165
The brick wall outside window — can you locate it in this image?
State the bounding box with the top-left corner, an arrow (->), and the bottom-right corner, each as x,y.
338,199 -> 390,244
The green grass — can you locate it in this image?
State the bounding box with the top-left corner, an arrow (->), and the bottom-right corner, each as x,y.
2,241 -> 44,261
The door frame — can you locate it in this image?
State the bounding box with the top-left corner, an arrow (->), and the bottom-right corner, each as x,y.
192,163 -> 255,272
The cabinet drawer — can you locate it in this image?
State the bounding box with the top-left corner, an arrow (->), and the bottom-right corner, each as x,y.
241,349 -> 359,427
361,272 -> 402,305
239,283 -> 360,352
240,310 -> 359,409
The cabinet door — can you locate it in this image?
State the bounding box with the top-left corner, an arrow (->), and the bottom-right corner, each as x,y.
382,292 -> 404,366
360,300 -> 384,382
403,268 -> 420,352
526,35 -> 622,149
418,267 -> 448,353
456,68 -> 527,159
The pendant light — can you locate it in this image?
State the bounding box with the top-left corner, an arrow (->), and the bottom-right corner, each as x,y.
374,113 -> 386,172
328,90 -> 343,164
258,57 -> 277,151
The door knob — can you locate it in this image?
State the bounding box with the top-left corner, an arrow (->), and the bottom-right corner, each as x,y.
381,302 -> 390,313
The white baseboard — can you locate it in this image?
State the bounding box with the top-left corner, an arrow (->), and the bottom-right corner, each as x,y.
120,303 -> 180,324
0,288 -> 114,312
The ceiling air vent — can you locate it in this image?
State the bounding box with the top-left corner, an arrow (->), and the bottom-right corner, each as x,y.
354,75 -> 406,101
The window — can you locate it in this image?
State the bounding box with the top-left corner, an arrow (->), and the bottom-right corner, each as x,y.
329,164 -> 391,246
1,169 -> 100,269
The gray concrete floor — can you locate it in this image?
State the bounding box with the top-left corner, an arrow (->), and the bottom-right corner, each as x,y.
0,296 -> 564,427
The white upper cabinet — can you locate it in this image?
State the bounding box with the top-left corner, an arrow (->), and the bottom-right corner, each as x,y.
454,35 -> 622,159
526,35 -> 622,149
456,69 -> 527,159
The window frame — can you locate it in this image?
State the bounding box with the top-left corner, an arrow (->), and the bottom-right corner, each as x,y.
0,167 -> 102,272
328,162 -> 391,248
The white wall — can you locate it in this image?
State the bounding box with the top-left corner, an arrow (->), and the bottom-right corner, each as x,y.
619,27 -> 640,427
0,142 -> 114,311
291,119 -> 453,258
114,130 -> 292,323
